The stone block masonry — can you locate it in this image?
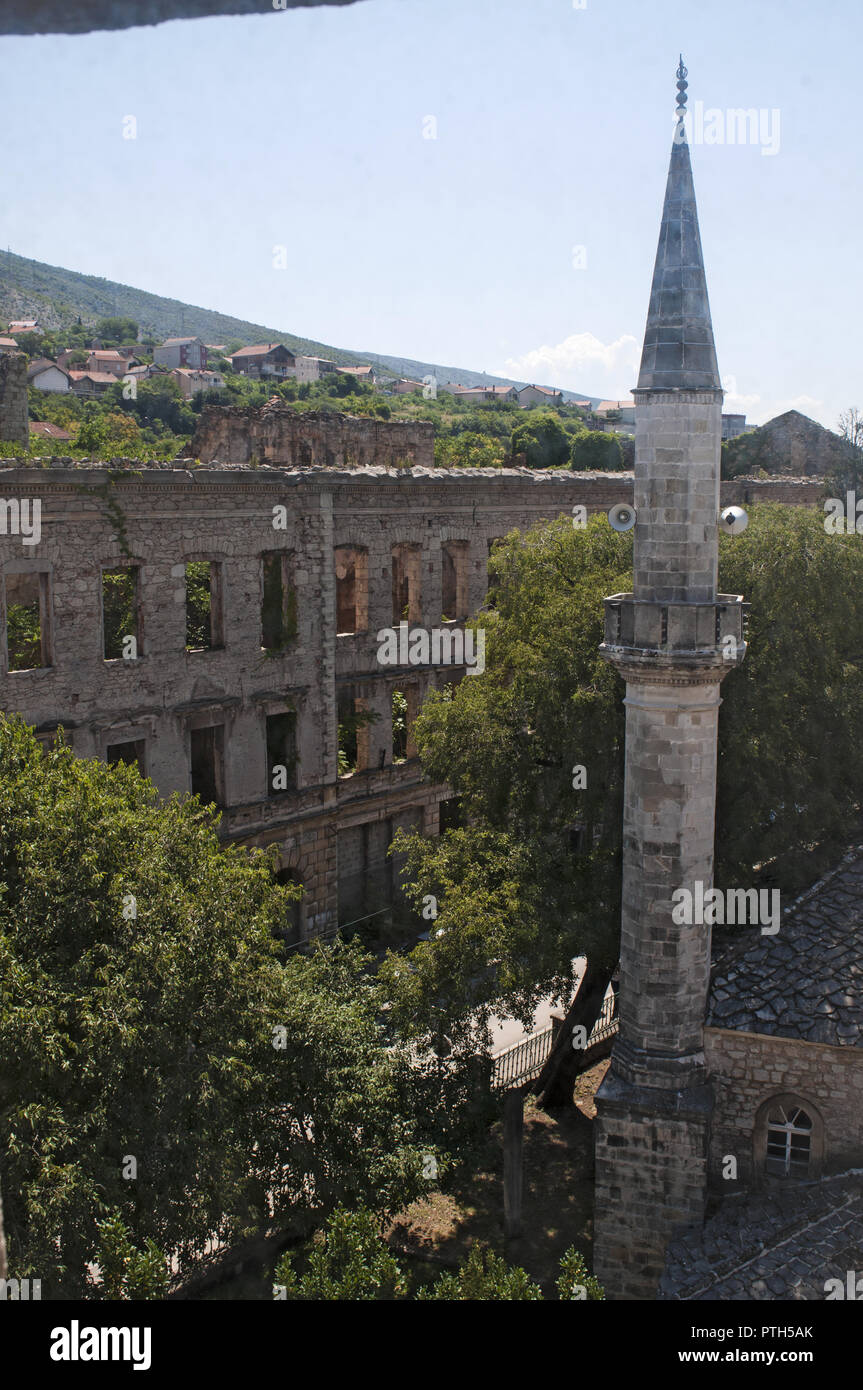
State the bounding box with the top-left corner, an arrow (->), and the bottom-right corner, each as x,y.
0,353 -> 29,445
0,453 -> 629,939
189,400 -> 436,471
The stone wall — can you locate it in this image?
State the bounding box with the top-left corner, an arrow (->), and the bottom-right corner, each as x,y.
705,1026 -> 863,1186
0,459 -> 618,939
189,401 -> 436,471
0,353 -> 29,444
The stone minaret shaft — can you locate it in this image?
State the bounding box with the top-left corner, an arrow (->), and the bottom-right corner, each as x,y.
592,60 -> 746,1300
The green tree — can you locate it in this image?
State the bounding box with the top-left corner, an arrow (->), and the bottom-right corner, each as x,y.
91,1211 -> 169,1301
570,430 -> 625,472
273,1205 -> 604,1300
95,317 -> 139,345
721,428 -> 768,479
416,1245 -> 543,1300
0,718 -> 471,1295
274,1207 -> 407,1300
381,506 -> 863,1102
434,432 -> 506,468
510,412 -> 570,469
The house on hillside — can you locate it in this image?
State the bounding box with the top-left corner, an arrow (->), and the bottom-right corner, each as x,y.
85,349 -> 129,378
295,355 -> 338,383
336,364 -> 377,385
230,343 -> 297,379
68,370 -> 119,398
153,337 -> 208,370
9,319 -> 40,335
594,398 -> 636,435
0,337 -> 19,353
27,358 -> 71,393
390,378 -> 425,394
517,383 -> 563,407
452,384 -> 518,404
171,367 -> 225,400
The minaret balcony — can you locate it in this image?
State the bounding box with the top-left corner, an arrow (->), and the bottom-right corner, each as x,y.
600,593 -> 748,675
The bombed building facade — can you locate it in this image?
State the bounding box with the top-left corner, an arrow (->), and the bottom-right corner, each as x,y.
0,400 -> 829,944
0,408 -> 640,941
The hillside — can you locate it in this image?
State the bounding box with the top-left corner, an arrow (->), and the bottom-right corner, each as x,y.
0,251 -> 597,404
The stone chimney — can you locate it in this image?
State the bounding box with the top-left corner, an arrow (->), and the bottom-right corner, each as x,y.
592,59 -> 747,1299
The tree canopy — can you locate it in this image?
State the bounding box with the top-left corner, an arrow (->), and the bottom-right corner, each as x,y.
381,505 -> 863,1080
0,718 -> 482,1295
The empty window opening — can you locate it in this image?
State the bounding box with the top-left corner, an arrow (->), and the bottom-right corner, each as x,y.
338,822 -> 394,931
266,711 -> 298,795
106,739 -> 146,777
765,1103 -> 812,1178
392,544 -> 422,624
273,865 -> 303,944
5,571 -> 50,670
102,566 -> 140,661
439,796 -> 463,833
392,686 -> 419,763
335,546 -> 368,634
190,724 -> 225,807
338,691 -> 373,777
441,541 -> 469,620
261,551 -> 297,651
185,561 -> 223,651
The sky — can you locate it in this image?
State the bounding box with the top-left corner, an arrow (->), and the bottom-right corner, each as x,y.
1,0 -> 859,427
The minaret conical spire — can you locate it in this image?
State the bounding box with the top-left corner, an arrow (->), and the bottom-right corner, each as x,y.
636,57 -> 721,392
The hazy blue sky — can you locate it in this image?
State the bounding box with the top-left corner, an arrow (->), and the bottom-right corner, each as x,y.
2,0 -> 858,425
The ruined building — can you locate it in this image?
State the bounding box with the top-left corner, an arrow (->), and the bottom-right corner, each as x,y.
0,410 -> 634,939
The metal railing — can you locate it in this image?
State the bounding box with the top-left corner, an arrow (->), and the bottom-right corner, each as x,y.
490,984 -> 619,1090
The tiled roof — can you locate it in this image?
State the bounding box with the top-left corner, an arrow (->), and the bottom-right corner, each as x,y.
707,849 -> 863,1046
69,370 -> 118,384
31,421 -> 71,439
27,357 -> 66,378
659,1171 -> 863,1300
231,343 -> 282,357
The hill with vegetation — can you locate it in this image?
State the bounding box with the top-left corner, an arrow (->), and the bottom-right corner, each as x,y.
0,251 -> 597,402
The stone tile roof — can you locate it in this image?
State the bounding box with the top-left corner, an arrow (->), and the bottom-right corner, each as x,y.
637,129 -> 721,392
659,1171 -> 863,1300
707,848 -> 863,1047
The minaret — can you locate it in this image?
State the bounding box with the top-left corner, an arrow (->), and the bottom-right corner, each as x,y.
593,60 -> 746,1300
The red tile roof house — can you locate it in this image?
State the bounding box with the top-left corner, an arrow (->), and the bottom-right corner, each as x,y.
451,384 -> 518,404
68,370 -> 120,397
30,421 -> 72,442
516,383 -> 564,407
0,336 -> 19,353
336,364 -> 377,384
230,343 -> 297,379
85,349 -> 131,378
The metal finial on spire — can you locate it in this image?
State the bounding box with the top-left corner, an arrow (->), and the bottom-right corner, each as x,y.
676,55 -> 688,116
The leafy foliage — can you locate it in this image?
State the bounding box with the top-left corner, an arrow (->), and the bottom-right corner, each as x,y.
274,1205 -> 603,1300
570,430 -> 625,472
0,719 -> 476,1295
511,412 -> 571,469
91,1211 -> 169,1301
382,506 -> 863,1054
274,1207 -> 407,1300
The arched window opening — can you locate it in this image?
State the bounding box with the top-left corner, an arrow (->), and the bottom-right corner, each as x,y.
765,1102 -> 812,1179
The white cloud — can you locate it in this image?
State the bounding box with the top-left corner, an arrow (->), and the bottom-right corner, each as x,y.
725,391 -> 828,428
498,332 -> 640,398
